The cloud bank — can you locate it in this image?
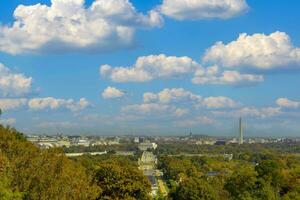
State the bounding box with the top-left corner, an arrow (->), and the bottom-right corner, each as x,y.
100,54 -> 199,82
203,32 -> 300,69
159,0 -> 249,20
28,97 -> 90,112
192,65 -> 263,85
0,64 -> 33,97
0,0 -> 163,54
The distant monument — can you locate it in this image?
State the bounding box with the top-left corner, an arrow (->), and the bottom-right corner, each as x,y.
239,117 -> 244,145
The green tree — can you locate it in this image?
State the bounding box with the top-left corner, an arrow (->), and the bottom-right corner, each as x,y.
170,177 -> 220,200
255,160 -> 284,189
0,151 -> 22,200
0,125 -> 100,200
225,165 -> 257,200
94,162 -> 151,200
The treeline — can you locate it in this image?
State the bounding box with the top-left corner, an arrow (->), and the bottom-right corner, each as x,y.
155,142 -> 300,156
158,153 -> 300,199
0,126 -> 151,200
63,143 -> 139,153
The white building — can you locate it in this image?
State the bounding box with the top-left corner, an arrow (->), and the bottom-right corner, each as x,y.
138,142 -> 157,151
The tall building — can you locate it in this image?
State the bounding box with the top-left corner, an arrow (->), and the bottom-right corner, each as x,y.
239,117 -> 244,145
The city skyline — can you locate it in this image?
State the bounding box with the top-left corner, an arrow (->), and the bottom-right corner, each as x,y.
0,0 -> 300,136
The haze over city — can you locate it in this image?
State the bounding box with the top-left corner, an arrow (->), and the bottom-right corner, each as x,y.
0,0 -> 300,137
1,1 -> 300,200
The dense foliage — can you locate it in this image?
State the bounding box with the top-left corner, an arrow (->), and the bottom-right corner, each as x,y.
1,125 -> 299,200
63,143 -> 139,153
73,155 -> 151,200
156,142 -> 300,156
0,126 -> 151,200
159,150 -> 300,200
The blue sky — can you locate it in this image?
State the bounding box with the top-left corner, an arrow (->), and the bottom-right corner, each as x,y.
0,0 -> 299,136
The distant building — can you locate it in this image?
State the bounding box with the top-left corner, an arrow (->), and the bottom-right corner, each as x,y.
214,140 -> 228,145
196,140 -> 216,145
65,151 -> 107,157
115,151 -> 135,156
134,137 -> 140,143
74,138 -> 90,147
138,142 -> 157,151
138,151 -> 157,171
228,138 -> 238,144
189,131 -> 193,139
57,140 -> 71,147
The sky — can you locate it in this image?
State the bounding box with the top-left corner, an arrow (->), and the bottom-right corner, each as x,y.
0,0 -> 299,137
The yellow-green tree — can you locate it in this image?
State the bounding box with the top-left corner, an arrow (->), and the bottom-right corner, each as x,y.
94,162 -> 151,200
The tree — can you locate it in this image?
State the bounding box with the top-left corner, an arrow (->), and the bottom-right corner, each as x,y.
170,177 -> 220,200
93,162 -> 151,200
0,125 -> 100,200
0,151 -> 22,200
254,179 -> 278,200
225,165 -> 257,200
255,160 -> 284,189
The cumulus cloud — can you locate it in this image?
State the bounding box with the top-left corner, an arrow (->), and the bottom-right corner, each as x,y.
143,88 -> 201,104
0,0 -> 163,54
101,54 -> 264,86
37,121 -> 79,129
122,103 -> 172,114
100,54 -> 200,82
0,98 -> 27,111
276,98 -> 300,109
122,102 -> 188,118
202,96 -> 240,109
192,65 -> 264,85
28,97 -> 90,112
176,116 -> 215,127
102,86 -> 125,99
0,118 -> 16,125
203,31 -> 300,69
159,0 -> 249,20
0,63 -> 33,97
174,108 -> 189,117
213,106 -> 281,118
143,88 -> 239,109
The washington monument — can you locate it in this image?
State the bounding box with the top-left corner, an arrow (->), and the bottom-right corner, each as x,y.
239,117 -> 244,145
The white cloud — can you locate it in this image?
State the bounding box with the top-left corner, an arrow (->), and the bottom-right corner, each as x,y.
102,86 -> 125,99
276,98 -> 300,109
0,63 -> 33,97
203,31 -> 300,69
192,65 -> 264,85
143,88 -> 201,104
122,102 -> 188,118
101,54 -> 264,86
122,103 -> 172,114
100,54 -> 200,82
202,96 -> 240,109
174,108 -> 189,117
0,98 -> 27,111
37,121 -> 79,128
143,88 -> 239,109
0,118 -> 16,125
238,107 -> 281,118
213,106 -> 281,118
159,0 -> 249,20
0,0 -> 163,54
28,97 -> 90,112
176,116 -> 215,127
